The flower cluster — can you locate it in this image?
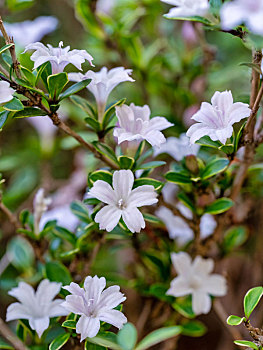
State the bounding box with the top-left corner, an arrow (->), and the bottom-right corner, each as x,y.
161,0 -> 210,18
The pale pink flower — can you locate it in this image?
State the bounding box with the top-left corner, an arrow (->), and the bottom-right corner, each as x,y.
162,0 -> 209,18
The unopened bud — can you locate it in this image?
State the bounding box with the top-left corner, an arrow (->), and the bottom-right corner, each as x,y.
185,155 -> 199,175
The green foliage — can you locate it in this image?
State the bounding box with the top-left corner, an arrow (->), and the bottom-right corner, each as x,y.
222,226 -> 248,253
244,287 -> 263,319
201,158 -> 229,180
0,44 -> 14,55
117,323 -> 137,350
59,79 -> 91,100
85,332 -> 121,350
45,261 -> 72,285
135,326 -> 182,350
181,320 -> 207,337
62,320 -> 77,329
234,340 -> 259,349
7,237 -> 34,271
227,315 -> 246,326
204,198 -> 234,214
3,98 -> 24,112
47,73 -> 69,101
49,333 -> 71,350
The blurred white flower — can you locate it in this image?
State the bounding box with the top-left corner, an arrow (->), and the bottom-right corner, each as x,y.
155,205 -> 216,245
33,188 -> 52,235
154,133 -> 200,161
4,17 -> 58,47
88,169 -> 158,233
186,91 -> 251,144
221,0 -> 263,36
24,41 -> 94,74
0,81 -> 15,104
162,183 -> 179,206
69,67 -> 134,121
62,276 -> 127,341
6,280 -> 68,338
167,252 -> 227,315
39,205 -> 79,232
114,104 -> 173,148
161,0 -> 209,18
27,116 -> 57,152
96,0 -> 117,15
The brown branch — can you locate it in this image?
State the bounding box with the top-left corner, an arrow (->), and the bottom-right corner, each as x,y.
0,16 -> 21,78
0,196 -> 20,230
0,317 -> 29,350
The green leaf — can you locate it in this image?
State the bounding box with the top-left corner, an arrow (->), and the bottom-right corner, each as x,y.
21,66 -> 36,86
181,320 -> 207,337
117,323 -> 138,350
196,136 -> 221,149
85,117 -> 101,131
92,141 -> 119,164
135,326 -> 181,350
172,296 -> 195,319
3,98 -> 24,112
86,332 -> 121,350
49,333 -> 70,350
219,144 -> 234,155
45,261 -> 72,285
85,343 -> 107,350
62,320 -> 76,329
0,111 -> 9,129
234,122 -> 246,153
165,172 -> 192,185
7,237 -> 34,271
16,78 -> 46,97
244,286 -> 263,319
118,156 -> 135,170
143,213 -> 163,225
88,170 -> 113,186
52,226 -> 76,245
226,315 -> 245,326
70,95 -> 96,117
234,340 -> 259,349
102,98 -> 126,129
70,200 -> 91,223
0,43 -> 14,55
240,62 -> 262,75
59,79 -> 91,100
35,61 -> 52,88
136,161 -> 166,170
163,15 -> 212,25
47,72 -> 68,100
205,198 -> 234,214
134,178 -> 163,191
222,226 -> 248,253
13,107 -> 47,118
201,158 -> 229,180
0,339 -> 13,349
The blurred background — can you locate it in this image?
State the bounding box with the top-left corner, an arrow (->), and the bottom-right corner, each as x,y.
0,1 -> 261,349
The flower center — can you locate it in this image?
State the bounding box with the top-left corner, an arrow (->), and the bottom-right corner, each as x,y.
188,276 -> 202,290
118,198 -> 126,210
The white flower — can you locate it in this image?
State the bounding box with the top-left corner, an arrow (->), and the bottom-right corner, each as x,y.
186,90 -> 251,144
0,81 -> 15,104
6,280 -> 68,338
167,252 -> 227,315
33,188 -> 52,235
39,205 -> 79,232
69,67 -> 134,121
24,41 -> 94,74
154,133 -> 200,161
155,206 -> 216,245
62,276 -> 127,341
88,170 -> 158,233
161,0 -> 210,18
4,17 -> 58,47
221,0 -> 263,36
96,0 -> 117,14
114,104 -> 173,148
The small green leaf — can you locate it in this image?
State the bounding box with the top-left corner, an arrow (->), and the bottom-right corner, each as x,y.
13,107 -> 46,118
59,78 -> 91,100
86,332 -> 121,350
201,158 -> 229,180
3,98 -> 24,112
163,15 -> 212,25
135,326 -> 181,350
35,61 -> 52,88
85,343 -> 106,350
234,340 -> 259,349
92,141 -> 119,164
205,198 -> 234,214
117,323 -> 138,350
172,296 -> 195,319
181,320 -> 207,337
219,144 -> 234,155
134,178 -> 163,191
234,122 -> 246,153
244,286 -> 263,319
102,98 -> 126,129
136,161 -> 166,170
143,213 -> 163,225
47,72 -> 68,100
196,136 -> 222,149
88,170 -> 113,186
45,261 -> 72,285
70,201 -> 91,223
49,333 -> 70,350
7,237 -> 34,271
240,62 -> 262,74
118,156 -> 135,169
21,66 -> 36,85
52,226 -> 76,245
165,172 -> 192,185
70,95 -> 96,117
0,339 -> 14,349
226,315 -> 245,326
0,43 -> 14,55
0,111 -> 9,129
85,117 -> 101,131
62,320 -> 76,329
222,226 -> 248,253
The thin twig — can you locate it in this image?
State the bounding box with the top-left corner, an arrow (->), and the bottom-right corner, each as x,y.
0,198 -> 20,230
0,317 -> 29,350
0,16 -> 21,78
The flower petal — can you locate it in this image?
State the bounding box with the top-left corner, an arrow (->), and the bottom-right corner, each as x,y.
128,185 -> 158,208
76,315 -> 100,341
35,279 -> 61,304
113,170 -> 134,199
61,295 -> 86,315
99,309 -> 127,329
84,275 -> 106,305
122,207 -> 145,233
193,256 -> 214,275
6,302 -> 30,321
98,285 -> 126,309
63,282 -> 85,297
192,291 -> 211,315
205,274 -> 227,296
29,316 -> 50,338
166,277 -> 192,297
94,205 -> 122,232
88,180 -> 116,205
171,252 -> 192,275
